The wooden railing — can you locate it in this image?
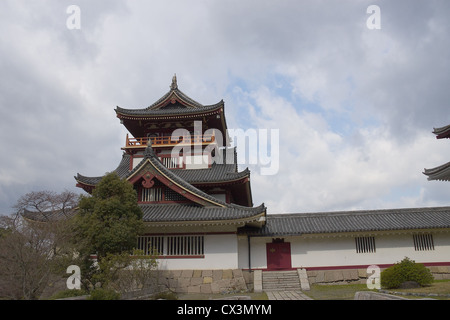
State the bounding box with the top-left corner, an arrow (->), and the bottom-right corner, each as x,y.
124,133 -> 215,148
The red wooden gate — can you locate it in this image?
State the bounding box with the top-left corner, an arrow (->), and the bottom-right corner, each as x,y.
266,242 -> 292,270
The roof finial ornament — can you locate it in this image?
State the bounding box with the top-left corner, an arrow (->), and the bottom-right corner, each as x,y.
170,73 -> 178,90
144,142 -> 156,158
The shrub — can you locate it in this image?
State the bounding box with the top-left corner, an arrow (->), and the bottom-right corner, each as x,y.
88,288 -> 121,300
49,289 -> 88,300
380,257 -> 434,289
152,291 -> 178,300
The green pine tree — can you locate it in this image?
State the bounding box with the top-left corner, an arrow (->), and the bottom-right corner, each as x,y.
71,172 -> 144,289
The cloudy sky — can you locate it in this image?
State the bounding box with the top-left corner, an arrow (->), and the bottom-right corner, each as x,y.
1,0 -> 450,215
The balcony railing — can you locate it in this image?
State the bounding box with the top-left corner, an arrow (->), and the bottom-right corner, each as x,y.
123,133 -> 215,148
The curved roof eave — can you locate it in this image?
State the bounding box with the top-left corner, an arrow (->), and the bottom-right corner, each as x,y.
115,100 -> 224,118
433,124 -> 450,139
423,161 -> 450,181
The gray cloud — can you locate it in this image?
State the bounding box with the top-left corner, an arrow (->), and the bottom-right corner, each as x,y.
1,0 -> 450,214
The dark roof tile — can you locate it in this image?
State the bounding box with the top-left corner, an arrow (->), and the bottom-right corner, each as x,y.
75,148 -> 248,186
140,203 -> 265,223
240,207 -> 450,236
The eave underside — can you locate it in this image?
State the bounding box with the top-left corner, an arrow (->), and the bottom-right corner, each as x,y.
117,108 -> 227,139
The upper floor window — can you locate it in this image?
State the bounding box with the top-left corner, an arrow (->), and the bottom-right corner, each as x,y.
159,156 -> 181,169
137,181 -> 187,203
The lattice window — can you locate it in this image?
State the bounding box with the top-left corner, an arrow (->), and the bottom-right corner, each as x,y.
136,235 -> 164,255
159,156 -> 182,169
355,236 -> 376,253
141,188 -> 163,202
413,233 -> 435,251
167,236 -> 204,256
164,187 -> 187,201
135,235 -> 204,256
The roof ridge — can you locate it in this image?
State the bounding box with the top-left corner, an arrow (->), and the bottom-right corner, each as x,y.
267,206 -> 450,218
115,77 -> 224,115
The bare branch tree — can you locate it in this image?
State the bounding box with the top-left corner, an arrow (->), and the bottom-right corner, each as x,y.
0,190 -> 79,299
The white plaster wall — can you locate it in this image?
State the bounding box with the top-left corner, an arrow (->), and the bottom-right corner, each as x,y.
237,236 -> 249,269
246,232 -> 450,270
293,233 -> 450,268
158,234 -> 238,270
238,237 -> 269,269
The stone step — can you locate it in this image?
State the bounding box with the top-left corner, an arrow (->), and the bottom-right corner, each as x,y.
263,271 -> 298,276
263,278 -> 300,283
263,287 -> 302,291
263,283 -> 302,288
262,271 -> 301,291
263,285 -> 302,291
263,278 -> 300,282
263,276 -> 300,281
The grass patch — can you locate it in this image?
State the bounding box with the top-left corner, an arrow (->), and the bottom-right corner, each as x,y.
177,292 -> 268,300
305,283 -> 373,300
47,289 -> 88,300
384,279 -> 450,299
304,279 -> 450,300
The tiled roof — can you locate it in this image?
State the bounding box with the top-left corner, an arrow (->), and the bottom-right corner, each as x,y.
424,124 -> 450,180
423,161 -> 450,181
173,164 -> 249,184
94,145 -> 265,219
433,124 -> 450,139
75,153 -> 132,186
240,206 -> 450,236
127,146 -> 255,211
21,203 -> 266,226
115,101 -> 224,117
140,203 -> 266,225
75,149 -> 248,187
115,85 -> 224,117
37,145 -> 265,225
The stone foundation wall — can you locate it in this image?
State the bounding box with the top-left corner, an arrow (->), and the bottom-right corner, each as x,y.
429,266 -> 450,280
41,266 -> 450,299
307,266 -> 450,285
158,269 -> 248,294
307,269 -> 367,285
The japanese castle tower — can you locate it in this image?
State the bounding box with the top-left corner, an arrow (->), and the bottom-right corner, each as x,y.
70,76 -> 450,277
75,75 -> 266,270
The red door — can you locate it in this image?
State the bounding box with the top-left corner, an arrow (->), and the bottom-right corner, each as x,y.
266,242 -> 292,270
